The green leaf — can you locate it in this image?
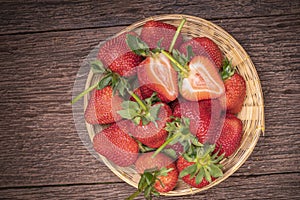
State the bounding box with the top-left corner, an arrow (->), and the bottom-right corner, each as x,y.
156,177 -> 165,188
138,175 -> 147,190
121,101 -> 139,110
191,137 -> 203,147
144,185 -> 152,199
144,172 -> 154,185
158,167 -> 173,177
149,104 -> 162,121
117,109 -> 136,120
179,164 -> 197,178
221,58 -> 235,80
182,151 -> 194,162
204,167 -> 212,183
91,60 -> 107,74
97,75 -> 112,90
162,148 -> 177,159
126,34 -> 150,56
151,38 -> 164,53
133,116 -> 142,125
152,190 -> 160,197
209,164 -> 223,178
172,49 -> 188,69
195,168 -> 205,184
186,45 -> 194,61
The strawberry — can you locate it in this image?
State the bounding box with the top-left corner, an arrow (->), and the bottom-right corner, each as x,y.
221,59 -> 246,114
215,114 -> 243,157
118,102 -> 172,148
162,51 -> 224,101
126,21 -> 187,102
98,32 -> 143,77
179,37 -> 224,69
131,85 -> 171,103
176,144 -> 223,188
93,123 -> 138,167
139,85 -> 172,103
173,101 -> 223,144
127,152 -> 178,199
152,116 -> 198,159
140,20 -> 183,51
177,156 -> 216,188
180,55 -> 225,101
84,86 -> 122,124
138,53 -> 178,102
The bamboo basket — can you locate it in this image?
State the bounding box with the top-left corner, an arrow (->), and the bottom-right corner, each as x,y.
83,14 -> 265,196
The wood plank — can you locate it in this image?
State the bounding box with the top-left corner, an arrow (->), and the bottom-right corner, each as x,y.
0,0 -> 299,35
0,14 -> 299,188
0,173 -> 299,199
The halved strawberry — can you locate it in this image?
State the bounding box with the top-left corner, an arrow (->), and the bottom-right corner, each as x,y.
98,32 -> 143,77
138,53 -> 178,102
140,20 -> 183,51
180,55 -> 225,101
179,37 -> 224,69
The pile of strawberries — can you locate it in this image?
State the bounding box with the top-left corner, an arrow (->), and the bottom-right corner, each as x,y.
73,18 -> 246,199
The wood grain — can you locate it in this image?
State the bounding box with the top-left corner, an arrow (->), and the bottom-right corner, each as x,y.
0,4 -> 299,199
0,0 -> 299,35
0,173 -> 299,199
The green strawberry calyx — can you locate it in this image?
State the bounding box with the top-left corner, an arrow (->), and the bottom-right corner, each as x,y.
179,144 -> 224,184
152,117 -> 200,158
71,60 -> 129,104
117,92 -> 162,127
221,58 -> 235,80
126,18 -> 186,57
126,167 -> 173,200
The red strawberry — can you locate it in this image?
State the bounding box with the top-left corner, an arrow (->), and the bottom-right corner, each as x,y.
173,101 -> 223,144
135,152 -> 178,193
93,123 -> 139,167
140,20 -> 183,50
224,73 -> 246,114
177,156 -> 217,188
84,86 -> 122,125
138,52 -> 178,102
179,37 -> 224,69
98,32 -> 143,77
215,114 -> 243,157
139,85 -> 172,103
118,102 -> 172,148
180,55 -> 225,101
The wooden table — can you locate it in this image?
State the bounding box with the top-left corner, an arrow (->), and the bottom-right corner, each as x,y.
0,1 -> 299,199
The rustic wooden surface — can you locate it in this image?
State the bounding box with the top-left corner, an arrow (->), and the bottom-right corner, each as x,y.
0,0 -> 299,199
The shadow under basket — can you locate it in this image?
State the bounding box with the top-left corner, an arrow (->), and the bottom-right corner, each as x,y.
83,14 -> 265,196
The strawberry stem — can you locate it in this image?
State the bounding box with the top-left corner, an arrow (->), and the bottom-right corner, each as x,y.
125,189 -> 142,200
161,50 -> 188,74
221,58 -> 235,80
152,133 -> 180,158
168,18 -> 186,52
128,91 -> 148,112
71,82 -> 98,104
